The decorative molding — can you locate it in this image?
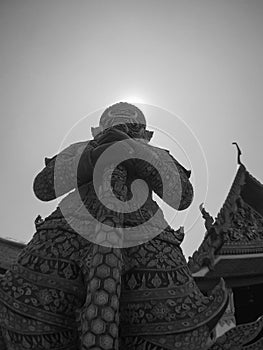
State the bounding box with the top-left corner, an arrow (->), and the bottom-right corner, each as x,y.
209,316 -> 263,350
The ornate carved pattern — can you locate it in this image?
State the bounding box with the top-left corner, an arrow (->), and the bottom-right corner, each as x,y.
223,199 -> 263,245
188,226 -> 224,273
188,165 -> 249,272
0,327 -> 78,350
122,325 -> 210,350
121,237 -> 228,343
243,337 -> 263,350
0,228 -> 91,349
209,316 -> 263,350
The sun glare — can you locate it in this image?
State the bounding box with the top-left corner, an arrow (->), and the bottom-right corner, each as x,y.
121,96 -> 146,104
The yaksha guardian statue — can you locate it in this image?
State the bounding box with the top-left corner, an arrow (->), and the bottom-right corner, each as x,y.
0,102 -> 228,350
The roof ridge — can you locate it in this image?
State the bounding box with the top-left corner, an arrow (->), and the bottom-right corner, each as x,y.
0,236 -> 26,248
246,168 -> 263,189
215,164 -> 246,228
188,165 -> 247,273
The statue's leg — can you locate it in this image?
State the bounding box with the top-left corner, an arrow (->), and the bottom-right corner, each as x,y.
79,245 -> 122,350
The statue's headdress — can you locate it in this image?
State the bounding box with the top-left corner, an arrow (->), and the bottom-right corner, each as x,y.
91,102 -> 153,142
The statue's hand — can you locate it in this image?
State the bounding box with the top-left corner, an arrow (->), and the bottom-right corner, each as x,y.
91,141 -> 134,167
92,127 -> 153,167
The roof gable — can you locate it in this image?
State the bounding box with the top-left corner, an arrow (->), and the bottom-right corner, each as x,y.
188,164 -> 263,275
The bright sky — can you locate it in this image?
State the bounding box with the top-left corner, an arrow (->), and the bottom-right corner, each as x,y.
1,0 -> 263,258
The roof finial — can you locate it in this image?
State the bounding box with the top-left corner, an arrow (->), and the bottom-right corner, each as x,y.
232,142 -> 242,165
35,215 -> 44,228
199,203 -> 214,231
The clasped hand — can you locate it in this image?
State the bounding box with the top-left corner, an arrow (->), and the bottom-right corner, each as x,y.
91,128 -> 148,166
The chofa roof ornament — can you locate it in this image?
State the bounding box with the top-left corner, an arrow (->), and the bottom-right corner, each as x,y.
232,142 -> 242,165
199,203 -> 214,231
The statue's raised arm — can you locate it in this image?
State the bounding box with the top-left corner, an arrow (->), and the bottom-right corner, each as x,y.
33,141 -> 93,201
132,144 -> 193,210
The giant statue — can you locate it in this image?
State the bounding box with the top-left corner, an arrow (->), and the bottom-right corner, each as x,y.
0,102 -> 229,349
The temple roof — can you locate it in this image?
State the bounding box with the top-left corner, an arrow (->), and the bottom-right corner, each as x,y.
188,163 -> 263,282
0,237 -> 25,273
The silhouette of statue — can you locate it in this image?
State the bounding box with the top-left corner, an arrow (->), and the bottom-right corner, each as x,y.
0,102 -> 228,350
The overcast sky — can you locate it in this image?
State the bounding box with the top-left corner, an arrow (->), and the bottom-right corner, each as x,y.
1,0 -> 263,257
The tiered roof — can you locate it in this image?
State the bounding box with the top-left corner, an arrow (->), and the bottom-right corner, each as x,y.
188,161 -> 263,285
